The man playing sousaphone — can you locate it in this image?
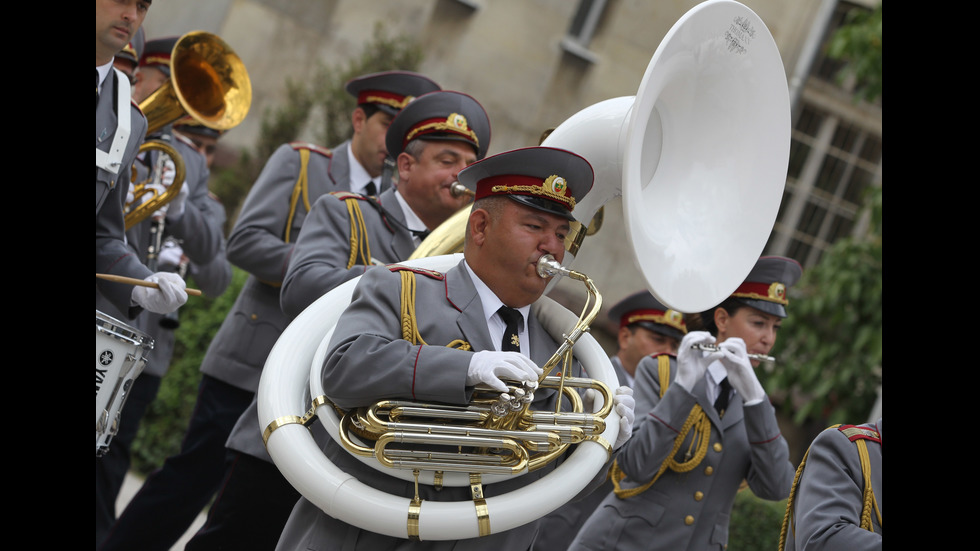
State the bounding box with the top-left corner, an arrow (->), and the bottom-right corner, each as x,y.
274,146 -> 636,550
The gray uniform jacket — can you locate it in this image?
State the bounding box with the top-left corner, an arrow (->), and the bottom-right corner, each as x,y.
533,354 -> 630,551
569,354 -> 793,551
199,140 -> 354,391
96,68 -> 150,318
227,186 -> 417,460
124,131 -> 227,377
783,419 -> 882,551
275,260 -> 607,551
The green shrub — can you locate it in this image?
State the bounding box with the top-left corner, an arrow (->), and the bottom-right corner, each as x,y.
729,489 -> 789,550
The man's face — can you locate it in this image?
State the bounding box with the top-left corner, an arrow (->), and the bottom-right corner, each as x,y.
132,66 -> 168,103
398,141 -> 476,227
350,107 -> 394,178
475,199 -> 570,308
178,131 -> 219,168
96,0 -> 150,65
617,325 -> 680,376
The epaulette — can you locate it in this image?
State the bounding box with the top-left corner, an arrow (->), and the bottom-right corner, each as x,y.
837,424 -> 881,445
289,141 -> 333,157
387,264 -> 446,280
207,191 -> 222,203
329,190 -> 369,201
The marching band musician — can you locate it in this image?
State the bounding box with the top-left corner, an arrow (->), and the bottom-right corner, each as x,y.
534,290 -> 687,551
780,418 -> 882,551
274,146 -> 636,551
568,256 -> 802,551
97,0 -> 188,318
185,89 -> 492,551
96,35 -> 232,549
101,71 -> 442,551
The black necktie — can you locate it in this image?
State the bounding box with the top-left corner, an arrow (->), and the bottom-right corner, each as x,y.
364,181 -> 377,196
714,377 -> 732,417
411,229 -> 430,242
498,306 -> 523,352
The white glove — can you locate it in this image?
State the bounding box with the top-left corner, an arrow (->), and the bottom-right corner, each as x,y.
717,338 -> 766,405
157,241 -> 184,272
126,183 -> 136,206
466,350 -> 542,393
612,386 -> 635,449
675,331 -> 722,391
165,179 -> 190,221
131,272 -> 188,314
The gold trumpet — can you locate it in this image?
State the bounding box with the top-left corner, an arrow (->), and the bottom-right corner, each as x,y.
125,30 -> 252,229
334,254 -> 614,477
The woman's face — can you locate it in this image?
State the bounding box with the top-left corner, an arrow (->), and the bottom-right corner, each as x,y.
715,306 -> 782,367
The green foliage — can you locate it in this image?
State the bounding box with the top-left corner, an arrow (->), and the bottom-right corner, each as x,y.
763,186 -> 882,426
729,490 -> 790,550
827,3 -> 882,104
130,266 -> 248,475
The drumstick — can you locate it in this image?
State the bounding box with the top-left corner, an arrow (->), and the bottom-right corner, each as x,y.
96,273 -> 203,296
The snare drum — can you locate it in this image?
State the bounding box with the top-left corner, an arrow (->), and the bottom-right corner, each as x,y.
96,310 -> 154,457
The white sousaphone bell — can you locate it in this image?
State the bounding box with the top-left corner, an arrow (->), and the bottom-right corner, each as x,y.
257,0 -> 791,541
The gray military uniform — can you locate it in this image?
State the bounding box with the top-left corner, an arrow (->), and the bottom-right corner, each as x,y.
96,68 -> 150,318
275,259 -> 606,551
226,186 -> 418,460
201,140 -> 359,392
783,419 -> 882,551
569,353 -> 793,551
533,355 -> 630,551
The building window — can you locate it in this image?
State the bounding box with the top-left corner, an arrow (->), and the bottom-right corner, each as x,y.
765,1 -> 881,269
560,0 -> 608,63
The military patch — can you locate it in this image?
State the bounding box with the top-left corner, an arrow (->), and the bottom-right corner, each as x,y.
289,141 -> 333,158
387,264 -> 445,280
838,424 -> 881,445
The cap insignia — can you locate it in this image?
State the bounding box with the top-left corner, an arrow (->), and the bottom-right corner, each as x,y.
489,175 -> 576,211
405,113 -> 478,147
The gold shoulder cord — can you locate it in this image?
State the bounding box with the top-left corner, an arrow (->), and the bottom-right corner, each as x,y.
399,271 -> 471,350
284,148 -> 313,244
611,355 -> 711,499
343,197 -> 371,269
778,424 -> 881,551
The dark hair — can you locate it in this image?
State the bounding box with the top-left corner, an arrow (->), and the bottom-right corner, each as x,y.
687,297 -> 749,337
358,103 -> 382,119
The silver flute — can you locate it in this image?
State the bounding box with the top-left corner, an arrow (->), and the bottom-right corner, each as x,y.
692,343 -> 775,363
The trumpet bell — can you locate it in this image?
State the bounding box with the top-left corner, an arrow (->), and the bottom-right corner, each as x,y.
542,0 -> 790,313
139,30 -> 252,135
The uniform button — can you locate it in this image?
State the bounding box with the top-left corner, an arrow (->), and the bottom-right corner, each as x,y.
694,491 -> 704,501
713,442 -> 723,452
251,314 -> 258,320
685,515 -> 695,525
704,466 -> 714,475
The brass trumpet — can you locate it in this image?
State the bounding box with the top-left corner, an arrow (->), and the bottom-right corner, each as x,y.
125,30 -> 252,229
